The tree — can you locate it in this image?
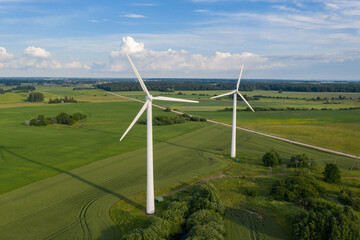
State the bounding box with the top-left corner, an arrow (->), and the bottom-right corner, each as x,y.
27,92 -> 44,102
262,151 -> 279,167
323,163 -> 341,183
290,154 -> 310,168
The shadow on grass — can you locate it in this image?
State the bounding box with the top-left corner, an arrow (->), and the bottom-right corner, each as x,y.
153,138 -> 219,156
0,145 -> 143,211
224,207 -> 289,240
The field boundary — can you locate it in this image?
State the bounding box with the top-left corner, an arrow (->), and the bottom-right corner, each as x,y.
104,90 -> 360,160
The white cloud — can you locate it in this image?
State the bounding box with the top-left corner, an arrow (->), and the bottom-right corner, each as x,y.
273,5 -> 300,12
23,46 -> 51,58
107,36 -> 274,73
0,47 -> 13,61
121,13 -> 145,18
120,36 -> 145,54
64,61 -> 82,69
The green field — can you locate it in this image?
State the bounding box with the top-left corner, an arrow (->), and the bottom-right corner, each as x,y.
1,85 -> 359,239
117,90 -> 360,156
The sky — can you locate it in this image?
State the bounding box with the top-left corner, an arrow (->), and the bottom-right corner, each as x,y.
0,0 -> 359,80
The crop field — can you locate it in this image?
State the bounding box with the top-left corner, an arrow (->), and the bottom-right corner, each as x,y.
1,85 -> 359,240
117,90 -> 360,156
0,85 -> 123,108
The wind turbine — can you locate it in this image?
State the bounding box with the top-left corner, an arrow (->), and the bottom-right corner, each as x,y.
211,65 -> 255,158
120,52 -> 198,214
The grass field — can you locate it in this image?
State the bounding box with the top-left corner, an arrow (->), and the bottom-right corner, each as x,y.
0,100 -> 207,194
116,90 -> 360,156
1,85 -> 359,239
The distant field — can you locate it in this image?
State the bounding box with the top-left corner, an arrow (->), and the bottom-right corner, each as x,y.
116,90 -> 360,156
0,85 -> 123,107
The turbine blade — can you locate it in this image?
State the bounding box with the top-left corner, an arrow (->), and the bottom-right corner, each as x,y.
120,100 -> 150,141
237,91 -> 255,112
210,91 -> 236,99
152,96 -> 199,103
236,64 -> 244,90
125,52 -> 151,97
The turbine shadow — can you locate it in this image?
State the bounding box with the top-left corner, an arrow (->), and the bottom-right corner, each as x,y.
153,138 -> 219,155
0,145 -> 143,211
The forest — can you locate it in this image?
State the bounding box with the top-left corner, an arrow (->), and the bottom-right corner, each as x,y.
97,81 -> 360,92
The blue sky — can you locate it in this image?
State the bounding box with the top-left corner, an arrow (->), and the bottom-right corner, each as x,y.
0,0 -> 359,80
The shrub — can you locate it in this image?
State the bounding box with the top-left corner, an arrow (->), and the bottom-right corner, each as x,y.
270,173 -> 324,202
121,228 -> 144,240
338,189 -> 360,210
244,189 -> 259,197
164,107 -> 171,112
323,163 -> 341,183
262,152 -> 279,167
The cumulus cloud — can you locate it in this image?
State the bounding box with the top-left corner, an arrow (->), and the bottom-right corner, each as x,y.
23,46 -> 51,58
107,36 -> 275,73
0,46 -> 92,71
120,36 -> 145,54
0,47 -> 13,61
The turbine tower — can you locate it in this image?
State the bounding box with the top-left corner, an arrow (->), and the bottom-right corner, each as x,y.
211,65 -> 255,158
120,52 -> 198,214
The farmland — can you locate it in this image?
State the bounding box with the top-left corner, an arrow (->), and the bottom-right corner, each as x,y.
0,84 -> 359,239
118,90 -> 360,156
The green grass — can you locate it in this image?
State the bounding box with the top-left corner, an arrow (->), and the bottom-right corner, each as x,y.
1,86 -> 359,240
0,101 -> 206,194
187,109 -> 360,156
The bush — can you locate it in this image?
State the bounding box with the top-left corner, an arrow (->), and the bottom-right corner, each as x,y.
122,228 -> 144,240
27,92 -> 44,102
262,152 -> 279,167
323,163 -> 341,183
270,173 -> 324,202
244,189 -> 259,197
338,189 -> 360,210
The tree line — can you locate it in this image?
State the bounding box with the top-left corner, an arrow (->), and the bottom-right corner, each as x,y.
28,112 -> 86,126
97,81 -> 360,92
0,85 -> 35,94
138,113 -> 206,126
48,96 -> 77,104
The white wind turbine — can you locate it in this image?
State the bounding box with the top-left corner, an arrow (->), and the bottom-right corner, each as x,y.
211,65 -> 255,158
120,52 -> 198,214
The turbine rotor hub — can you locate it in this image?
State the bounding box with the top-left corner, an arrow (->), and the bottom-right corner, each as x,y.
146,95 -> 153,101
